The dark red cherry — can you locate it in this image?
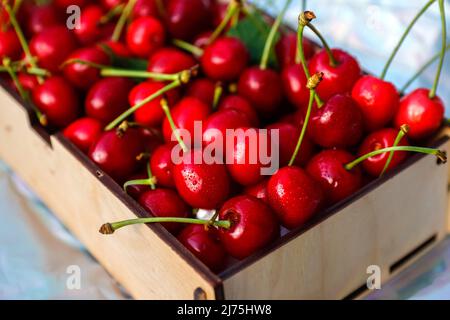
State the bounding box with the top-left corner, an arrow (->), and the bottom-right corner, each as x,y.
26,4 -> 63,36
268,166 -> 323,230
218,95 -> 259,127
244,179 -> 269,204
138,127 -> 163,153
124,172 -> 151,200
309,94 -> 364,148
238,67 -> 283,116
126,16 -> 165,58
193,31 -> 213,49
30,26 -> 78,72
276,32 -> 315,68
309,48 -> 361,101
17,73 -> 39,92
133,0 -> 159,19
85,77 -> 135,125
147,47 -> 196,74
63,46 -> 111,90
186,78 -> 216,106
63,117 -> 103,153
218,195 -> 279,260
281,64 -> 310,111
394,88 -> 444,140
358,128 -> 410,177
73,5 -> 104,45
201,37 -> 249,81
54,0 -> 87,8
0,29 -> 21,60
100,0 -> 123,10
351,75 -> 400,131
150,144 -> 176,188
173,149 -> 230,209
202,109 -> 252,146
178,224 -> 226,272
129,81 -> 180,127
32,76 -> 80,128
101,40 -> 131,57
306,150 -> 362,205
89,128 -> 145,182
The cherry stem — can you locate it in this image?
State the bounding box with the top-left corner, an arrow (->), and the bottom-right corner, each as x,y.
101,68 -> 179,81
260,0 -> 292,70
429,0 -> 446,99
307,23 -> 337,68
208,0 -> 241,45
172,39 -> 204,57
12,0 -> 23,15
3,57 -> 27,100
101,3 -> 125,24
380,124 -> 409,177
345,146 -> 447,171
380,0 -> 436,80
111,0 -> 137,42
213,82 -> 223,110
160,98 -> 188,152
124,163 -> 157,191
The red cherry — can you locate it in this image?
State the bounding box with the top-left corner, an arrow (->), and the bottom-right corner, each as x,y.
201,37 -> 249,81
150,144 -> 176,188
147,47 -> 196,74
173,149 -> 230,209
0,29 -> 21,60
268,166 -> 323,230
218,95 -> 259,127
244,179 -> 269,204
133,0 -> 159,19
238,67 -> 283,116
218,195 -> 279,260
309,48 -> 361,101
138,188 -> 190,234
124,172 -> 151,200
54,0 -> 87,8
89,128 -> 145,182
101,40 -> 131,57
276,33 -> 314,68
26,4 -> 62,36
63,46 -> 111,90
358,128 -> 410,177
138,127 -> 163,153
394,88 -> 444,140
30,26 -> 78,72
63,117 -> 103,154
100,0 -> 123,10
85,77 -> 135,125
17,73 -> 39,92
309,94 -> 364,148
32,76 -> 80,128
202,109 -> 252,146
178,224 -> 226,272
129,81 -> 179,127
281,64 -> 310,111
186,78 -> 216,106
306,150 -> 363,205
351,75 -> 400,131
126,16 -> 165,58
193,31 -> 213,49
73,5 -> 104,45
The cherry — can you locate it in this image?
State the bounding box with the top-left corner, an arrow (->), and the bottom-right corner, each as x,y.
89,127 -> 145,183
30,26 -> 78,73
218,195 -> 279,260
124,172 -> 151,200
32,76 -> 80,128
165,0 -> 213,40
101,40 -> 132,57
237,67 -> 283,116
129,81 -> 180,127
17,73 -> 39,92
268,166 -> 324,230
309,94 -> 364,149
218,95 -> 259,127
54,0 -> 87,8
309,48 -> 361,101
0,29 -> 21,60
85,77 -> 135,125
138,127 -> 163,154
243,179 -> 269,204
358,128 -> 410,177
186,78 -> 216,106
281,64 -> 310,112
276,32 -> 315,68
63,117 -> 103,154
147,47 -> 196,74
172,149 -> 231,209
138,188 -> 190,234
351,75 -> 400,131
150,144 -> 176,188
126,16 -> 165,58
394,88 -> 444,140
100,0 -> 123,10
26,4 -> 63,36
133,0 -> 159,19
63,46 -> 111,90
193,31 -> 213,49
178,224 -> 226,271
73,5 -> 104,45
306,150 -> 363,205
201,37 -> 249,81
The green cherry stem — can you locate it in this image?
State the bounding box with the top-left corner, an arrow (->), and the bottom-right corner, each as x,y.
3,57 -> 27,100
124,163 -> 157,192
429,0 -> 447,99
208,0 -> 241,45
160,98 -> 188,152
305,19 -> 337,67
345,146 -> 447,171
260,0 -> 292,70
380,124 -> 409,177
213,82 -> 223,110
101,3 -> 125,24
111,0 -> 138,42
172,39 -> 204,57
380,0 -> 436,80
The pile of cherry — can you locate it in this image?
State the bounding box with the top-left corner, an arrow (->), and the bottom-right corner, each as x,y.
0,0 -> 447,272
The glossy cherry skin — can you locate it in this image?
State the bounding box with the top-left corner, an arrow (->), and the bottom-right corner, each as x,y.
26,4 -> 62,36
238,67 -> 283,116
0,29 -> 21,60
30,26 -> 78,73
309,48 -> 361,101
173,149 -> 231,209
129,81 -> 180,127
150,144 -> 176,188
281,64 -> 310,112
63,46 -> 111,90
32,76 -> 80,128
394,88 -> 444,140
218,95 -> 259,127
138,188 -> 190,234
100,0 -> 123,9
63,117 -> 103,153
201,37 -> 250,81
309,94 -> 364,149
218,195 -> 279,260
351,75 -> 400,131
244,179 -> 269,204
178,224 -> 226,272
358,128 -> 410,177
126,17 -> 165,58
268,166 -> 324,230
89,128 -> 145,183
276,33 -> 315,68
133,0 -> 159,19
85,77 -> 135,125
147,47 -> 196,74
306,150 -> 363,205
165,0 -> 213,40
186,78 -> 216,106
54,0 -> 87,8
73,5 -> 104,45
17,73 -> 39,92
